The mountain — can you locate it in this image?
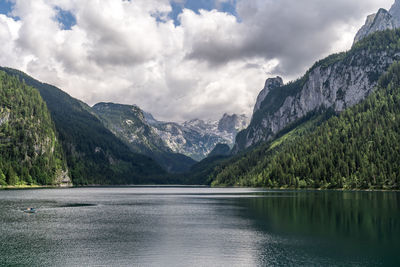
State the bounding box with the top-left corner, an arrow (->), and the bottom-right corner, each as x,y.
233,28 -> 400,153
207,143 -> 230,158
211,61 -> 400,190
354,9 -> 399,44
0,67 -> 166,185
92,102 -> 196,173
354,1 -> 400,44
253,77 -> 284,114
0,70 -> 70,186
149,114 -> 249,161
218,113 -> 249,140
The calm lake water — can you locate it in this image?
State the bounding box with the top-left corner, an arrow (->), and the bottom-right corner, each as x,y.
0,187 -> 399,266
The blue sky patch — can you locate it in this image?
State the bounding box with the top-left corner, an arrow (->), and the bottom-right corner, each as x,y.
55,7 -> 76,30
0,0 -> 13,15
0,0 -> 19,20
170,0 -> 237,26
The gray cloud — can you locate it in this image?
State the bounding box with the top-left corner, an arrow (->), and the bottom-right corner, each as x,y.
0,0 -> 394,122
186,0 -> 394,76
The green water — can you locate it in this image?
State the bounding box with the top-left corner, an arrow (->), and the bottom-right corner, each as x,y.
0,188 -> 399,266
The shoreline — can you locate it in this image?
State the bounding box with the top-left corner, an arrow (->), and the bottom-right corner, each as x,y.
1,184 -> 399,192
0,184 -> 73,190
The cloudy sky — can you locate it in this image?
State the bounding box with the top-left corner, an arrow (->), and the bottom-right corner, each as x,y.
0,0 -> 394,121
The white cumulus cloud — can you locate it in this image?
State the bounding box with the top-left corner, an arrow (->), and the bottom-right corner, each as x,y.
0,0 -> 394,121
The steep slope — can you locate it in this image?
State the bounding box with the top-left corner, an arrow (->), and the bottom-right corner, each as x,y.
217,113 -> 249,141
390,0 -> 400,19
0,67 -> 165,185
207,143 -> 230,158
234,29 -> 400,152
354,0 -> 400,44
253,77 -> 284,114
0,71 -> 70,186
212,61 -> 400,190
149,114 -> 249,161
354,9 -> 399,44
92,102 -> 196,173
184,154 -> 230,185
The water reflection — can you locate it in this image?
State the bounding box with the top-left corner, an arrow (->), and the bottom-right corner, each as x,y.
0,188 -> 399,266
238,191 -> 400,266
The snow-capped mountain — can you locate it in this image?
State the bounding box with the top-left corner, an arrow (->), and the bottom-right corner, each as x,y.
147,113 -> 249,161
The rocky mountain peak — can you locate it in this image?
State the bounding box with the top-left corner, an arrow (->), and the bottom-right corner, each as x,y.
390,0 -> 400,19
253,76 -> 283,114
234,26 -> 400,152
143,111 -> 161,126
93,102 -> 146,121
354,2 -> 400,44
218,113 -> 249,134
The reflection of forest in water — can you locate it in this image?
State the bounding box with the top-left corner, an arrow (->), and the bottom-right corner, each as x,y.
240,191 -> 400,243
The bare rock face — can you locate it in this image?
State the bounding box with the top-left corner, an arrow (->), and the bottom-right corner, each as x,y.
233,47 -> 400,152
390,0 -> 400,20
55,170 -> 72,187
218,113 -> 249,134
253,77 -> 284,114
152,113 -> 249,161
231,1 -> 400,153
354,1 -> 400,44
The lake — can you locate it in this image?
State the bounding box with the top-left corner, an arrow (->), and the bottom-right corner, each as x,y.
0,187 -> 399,266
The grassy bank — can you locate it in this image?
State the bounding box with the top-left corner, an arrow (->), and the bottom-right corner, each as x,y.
0,184 -> 72,190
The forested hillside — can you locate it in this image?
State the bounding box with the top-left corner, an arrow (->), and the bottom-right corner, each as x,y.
0,67 -> 166,185
211,62 -> 400,190
0,71 -> 68,186
93,102 -> 196,173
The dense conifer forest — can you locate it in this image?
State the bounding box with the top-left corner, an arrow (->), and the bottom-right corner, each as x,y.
0,71 -> 66,186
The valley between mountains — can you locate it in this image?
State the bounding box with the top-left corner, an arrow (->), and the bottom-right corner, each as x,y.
1,1 -> 400,189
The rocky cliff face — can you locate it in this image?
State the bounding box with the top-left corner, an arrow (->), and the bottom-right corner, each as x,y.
390,0 -> 400,21
234,30 -> 400,152
218,113 -> 249,135
153,121 -> 225,161
354,1 -> 400,44
253,77 -> 284,114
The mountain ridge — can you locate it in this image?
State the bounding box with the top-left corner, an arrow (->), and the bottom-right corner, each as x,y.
0,67 -> 166,185
92,102 -> 196,173
233,29 -> 400,152
354,0 -> 400,44
211,61 -> 400,189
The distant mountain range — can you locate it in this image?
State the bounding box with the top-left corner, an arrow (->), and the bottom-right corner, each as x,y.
93,102 -> 248,164
145,112 -> 249,161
